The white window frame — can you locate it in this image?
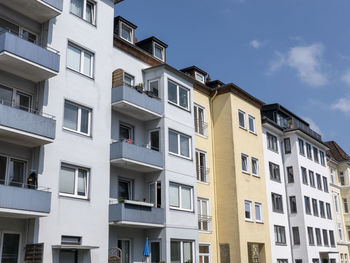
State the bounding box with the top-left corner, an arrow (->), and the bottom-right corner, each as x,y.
117,239 -> 132,263
267,132 -> 278,152
169,182 -> 194,212
0,232 -> 22,263
170,240 -> 195,263
148,79 -> 160,98
153,42 -> 165,62
244,200 -> 253,221
70,0 -> 96,25
248,115 -> 256,134
241,154 -> 249,174
194,104 -> 207,137
198,243 -> 211,263
168,129 -> 192,159
0,154 -> 28,187
338,223 -> 343,241
251,157 -> 259,177
254,202 -> 263,223
59,163 -> 89,200
238,109 -> 246,129
195,150 -> 208,183
67,42 -> 94,78
167,79 -> 190,111
334,195 -> 340,213
124,72 -> 135,87
118,178 -> 133,200
148,129 -> 160,152
198,198 -> 210,232
119,21 -> 134,44
63,100 -> 92,136
195,72 -> 205,83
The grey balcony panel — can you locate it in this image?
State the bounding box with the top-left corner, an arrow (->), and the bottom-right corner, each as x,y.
1,0 -> 62,23
0,32 -> 60,82
0,104 -> 56,147
0,184 -> 51,215
110,141 -> 163,172
109,203 -> 164,227
112,85 -> 163,121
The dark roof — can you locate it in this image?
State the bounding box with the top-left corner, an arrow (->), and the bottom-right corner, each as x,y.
115,16 -> 137,29
143,64 -> 196,84
262,103 -> 308,126
180,66 -> 207,76
136,36 -> 168,48
206,80 -> 225,88
325,141 -> 350,163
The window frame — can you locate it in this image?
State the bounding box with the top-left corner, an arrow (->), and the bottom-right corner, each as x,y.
244,200 -> 253,221
269,162 -> 281,182
292,227 -> 300,245
63,100 -> 92,137
255,202 -> 263,223
148,79 -> 160,98
307,227 -> 315,246
271,193 -> 283,213
313,147 -> 319,163
119,21 -> 134,44
194,104 -> 207,137
195,72 -> 205,83
153,42 -> 165,62
274,225 -> 287,245
238,109 -> 246,129
67,41 -> 94,78
59,163 -> 90,200
306,143 -> 312,159
298,138 -> 305,155
304,196 -> 311,215
248,115 -> 256,134
267,132 -> 278,152
198,198 -> 210,232
241,154 -> 249,174
290,196 -> 297,213
251,157 -> 259,177
167,79 -> 190,111
287,166 -> 294,183
198,244 -> 211,263
195,150 -> 208,183
170,239 -> 194,263
169,182 -> 194,212
70,0 -> 97,25
284,138 -> 291,154
168,129 -> 192,159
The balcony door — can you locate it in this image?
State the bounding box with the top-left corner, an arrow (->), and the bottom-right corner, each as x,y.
1,233 -> 20,263
150,241 -> 160,263
0,84 -> 32,112
0,155 -> 27,187
149,181 -> 161,208
117,240 -> 131,263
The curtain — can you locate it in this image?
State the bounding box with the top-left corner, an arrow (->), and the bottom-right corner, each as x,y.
67,44 -> 81,72
64,102 -> 78,131
59,167 -> 75,195
70,0 -> 84,18
181,187 -> 191,210
169,184 -> 179,207
180,135 -> 189,157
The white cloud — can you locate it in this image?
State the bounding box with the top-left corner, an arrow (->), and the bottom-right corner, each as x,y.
331,97 -> 350,115
268,43 -> 328,87
302,117 -> 323,136
341,68 -> 350,86
250,40 -> 263,49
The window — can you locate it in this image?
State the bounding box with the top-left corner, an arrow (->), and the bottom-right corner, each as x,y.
244,200 -> 253,221
306,143 -> 312,159
320,151 -> 325,165
344,198 -> 349,213
119,123 -> 133,141
292,227 -> 300,245
169,130 -> 191,158
149,130 -> 160,151
199,244 -> 210,263
171,240 -> 193,263
118,179 -> 132,200
340,172 -> 345,186
59,164 -> 89,199
0,156 -> 27,188
198,199 -> 210,231
313,147 -> 319,163
196,150 -> 208,183
323,176 -> 328,192
330,168 -> 335,184
295,260 -> 302,263
63,101 -> 92,136
67,42 -> 94,77
269,162 -> 281,182
238,110 -> 246,129
169,183 -> 193,211
347,226 -> 350,241
241,154 -> 249,173
334,195 -> 339,213
117,240 -> 131,263
255,202 -> 263,222
304,196 -> 311,215
274,225 -> 286,245
312,260 -> 319,263
61,236 -> 81,245
1,233 -> 20,263
277,260 -> 288,263
248,115 -> 256,133
301,167 -> 308,185
168,80 -> 189,110
312,199 -> 318,216
315,228 -> 322,246
309,171 -> 315,187
326,203 -> 332,219
149,181 -> 161,208
195,72 -> 205,83
153,43 -> 165,61
338,224 -> 343,241
272,193 -> 283,213
298,138 -> 305,155
267,133 -> 278,152
290,196 -> 297,213
251,158 -> 259,177
319,201 -> 325,218
70,0 -> 96,25
307,227 -> 315,245
120,22 -> 133,43
148,79 -> 159,97
194,105 -> 206,136
323,229 -> 329,246
284,138 -> 291,154
124,73 -> 135,87
287,166 -> 294,183
316,174 -> 322,190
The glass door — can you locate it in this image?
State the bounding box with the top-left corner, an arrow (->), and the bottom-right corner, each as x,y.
1,233 -> 20,263
0,156 -> 7,185
150,241 -> 160,263
117,240 -> 130,263
149,182 -> 161,208
9,158 -> 26,187
15,92 -> 32,112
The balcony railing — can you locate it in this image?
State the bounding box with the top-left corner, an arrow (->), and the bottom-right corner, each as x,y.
195,120 -> 208,136
196,166 -> 209,183
281,117 -> 322,142
109,248 -> 122,263
198,215 -> 212,232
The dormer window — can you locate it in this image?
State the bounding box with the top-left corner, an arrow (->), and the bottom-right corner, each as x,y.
120,22 -> 133,43
195,72 -> 205,83
154,43 -> 165,62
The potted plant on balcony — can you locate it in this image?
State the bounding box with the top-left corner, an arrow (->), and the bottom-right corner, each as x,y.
135,83 -> 144,93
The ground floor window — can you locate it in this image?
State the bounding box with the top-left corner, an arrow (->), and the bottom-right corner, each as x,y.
199,244 -> 210,263
171,240 -> 194,263
1,233 -> 20,263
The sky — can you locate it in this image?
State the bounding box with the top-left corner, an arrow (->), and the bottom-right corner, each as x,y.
115,0 -> 350,153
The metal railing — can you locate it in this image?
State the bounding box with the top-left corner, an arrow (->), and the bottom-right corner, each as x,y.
0,98 -> 55,119
118,82 -> 160,99
195,120 -> 208,136
0,179 -> 50,192
196,166 -> 209,183
0,29 -> 60,55
111,138 -> 160,152
108,248 -> 122,263
198,215 -> 212,232
285,117 -> 322,141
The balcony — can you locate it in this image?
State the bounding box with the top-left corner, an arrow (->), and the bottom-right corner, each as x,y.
0,183 -> 51,217
112,84 -> 162,121
0,102 -> 56,147
110,141 -> 163,172
109,201 -> 164,228
1,0 -> 63,23
0,31 -> 60,82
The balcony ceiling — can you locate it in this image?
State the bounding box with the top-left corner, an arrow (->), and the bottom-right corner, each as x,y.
112,101 -> 162,121
110,158 -> 163,173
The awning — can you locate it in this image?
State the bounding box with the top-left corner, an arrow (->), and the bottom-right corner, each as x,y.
52,245 -> 99,250
320,251 -> 339,255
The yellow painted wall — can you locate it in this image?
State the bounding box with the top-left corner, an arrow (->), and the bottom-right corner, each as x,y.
194,88 -> 219,263
213,92 -> 271,263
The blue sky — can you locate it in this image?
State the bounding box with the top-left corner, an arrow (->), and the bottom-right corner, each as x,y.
115,0 -> 350,153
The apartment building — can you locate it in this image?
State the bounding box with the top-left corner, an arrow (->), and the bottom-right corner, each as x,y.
326,141 -> 350,263
262,104 -> 337,263
180,66 -> 220,263
109,16 -> 198,262
212,84 -> 272,263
